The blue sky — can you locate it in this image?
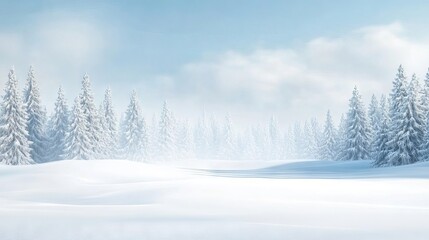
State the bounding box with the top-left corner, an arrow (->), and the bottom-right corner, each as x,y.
2,1 -> 429,125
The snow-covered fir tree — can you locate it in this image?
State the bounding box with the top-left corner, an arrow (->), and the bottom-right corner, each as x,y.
193,115 -> 208,159
320,110 -> 337,160
0,68 -> 33,165
268,116 -> 280,159
176,120 -> 193,159
311,118 -> 322,158
303,120 -> 318,159
341,86 -> 370,160
387,65 -> 409,158
283,125 -> 295,159
79,74 -> 102,158
209,116 -> 221,158
421,68 -> 429,118
101,88 -> 118,158
220,115 -> 234,159
158,101 -> 176,159
293,123 -> 304,158
335,114 -> 347,160
373,118 -> 390,167
251,124 -> 267,160
47,87 -> 69,161
23,66 -> 47,163
367,94 -> 381,158
120,91 -> 147,160
387,74 -> 425,166
63,98 -> 92,160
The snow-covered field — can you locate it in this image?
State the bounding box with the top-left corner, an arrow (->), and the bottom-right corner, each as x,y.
1,159 -> 429,240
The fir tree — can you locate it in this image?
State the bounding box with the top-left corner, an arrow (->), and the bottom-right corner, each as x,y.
269,116 -> 280,159
23,66 -> 46,163
120,91 -> 147,160
176,120 -> 192,159
79,73 -> 101,158
194,114 -> 208,159
321,110 -> 337,160
101,88 -> 118,158
63,98 -> 92,160
335,114 -> 347,160
221,115 -> 234,159
48,87 -> 69,161
0,68 -> 33,165
293,123 -> 304,158
373,118 -> 390,167
342,86 -> 370,160
368,94 -> 381,157
387,74 -> 425,166
158,100 -> 175,159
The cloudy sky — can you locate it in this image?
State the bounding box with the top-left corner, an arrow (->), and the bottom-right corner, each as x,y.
2,0 -> 429,126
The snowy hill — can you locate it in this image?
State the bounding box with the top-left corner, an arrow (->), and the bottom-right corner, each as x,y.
1,159 -> 429,240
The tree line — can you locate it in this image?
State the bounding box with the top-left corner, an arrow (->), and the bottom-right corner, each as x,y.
0,65 -> 426,167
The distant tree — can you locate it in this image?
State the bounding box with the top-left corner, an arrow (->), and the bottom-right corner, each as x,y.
209,116 -> 221,158
101,88 -> 118,158
194,114 -> 208,159
64,98 -> 92,160
158,101 -> 175,159
220,115 -> 234,159
341,86 -> 370,160
367,94 -> 381,158
268,116 -> 280,159
293,123 -> 304,158
0,68 -> 33,165
320,110 -> 337,160
176,120 -> 193,159
335,114 -> 347,160
48,87 -> 69,161
120,91 -> 147,160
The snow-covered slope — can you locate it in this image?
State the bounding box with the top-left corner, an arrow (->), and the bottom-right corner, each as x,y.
1,159 -> 429,240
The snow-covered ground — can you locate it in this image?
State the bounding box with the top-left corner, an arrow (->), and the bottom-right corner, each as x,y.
1,159 -> 429,240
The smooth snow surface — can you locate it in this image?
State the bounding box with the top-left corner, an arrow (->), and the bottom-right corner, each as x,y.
1,159 -> 429,240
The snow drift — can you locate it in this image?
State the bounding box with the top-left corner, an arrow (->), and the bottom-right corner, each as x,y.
0,159 -> 429,240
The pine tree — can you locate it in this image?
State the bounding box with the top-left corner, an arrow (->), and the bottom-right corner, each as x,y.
0,68 -> 33,165
342,86 -> 370,160
293,123 -> 304,158
335,114 -> 347,160
194,115 -> 208,159
79,73 -> 101,158
48,87 -> 69,161
63,98 -> 92,160
283,125 -> 295,159
387,74 -> 425,166
209,116 -> 220,158
311,118 -> 322,158
387,65 -> 409,158
268,116 -> 280,159
373,118 -> 390,167
120,91 -> 147,160
158,100 -> 175,159
176,120 -> 192,159
321,110 -> 337,160
368,94 -> 381,158
251,124 -> 267,160
101,88 -> 118,158
220,115 -> 234,159
22,66 -> 47,163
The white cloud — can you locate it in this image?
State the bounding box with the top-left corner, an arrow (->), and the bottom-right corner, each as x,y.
0,12 -> 107,111
164,22 -> 429,125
